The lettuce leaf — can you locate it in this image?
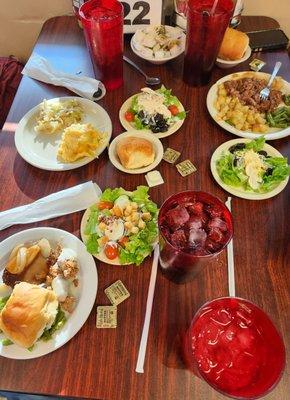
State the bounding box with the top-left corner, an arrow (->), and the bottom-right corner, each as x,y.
100,188 -> 128,203
0,296 -> 10,312
134,114 -> 146,130
156,85 -> 180,107
245,137 -> 265,151
41,308 -> 67,342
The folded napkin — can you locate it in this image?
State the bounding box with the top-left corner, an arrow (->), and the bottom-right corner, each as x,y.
0,181 -> 101,231
22,54 -> 106,101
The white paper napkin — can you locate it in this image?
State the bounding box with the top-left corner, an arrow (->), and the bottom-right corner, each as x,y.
0,181 -> 101,231
22,54 -> 106,101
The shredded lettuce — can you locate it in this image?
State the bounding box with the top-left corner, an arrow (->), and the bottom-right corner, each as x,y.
216,138 -> 290,193
40,307 -> 67,342
134,114 -> 146,130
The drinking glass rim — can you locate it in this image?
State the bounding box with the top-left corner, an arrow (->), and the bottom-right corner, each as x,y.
79,0 -> 123,22
188,296 -> 286,400
158,190 -> 233,258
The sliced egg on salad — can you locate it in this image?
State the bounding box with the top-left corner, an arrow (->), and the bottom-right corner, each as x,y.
105,219 -> 124,241
52,275 -> 69,302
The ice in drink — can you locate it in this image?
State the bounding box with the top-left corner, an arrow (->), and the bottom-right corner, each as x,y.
183,297 -> 285,399
158,191 -> 233,283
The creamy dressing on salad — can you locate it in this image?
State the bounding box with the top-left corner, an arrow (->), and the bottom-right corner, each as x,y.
137,89 -> 172,120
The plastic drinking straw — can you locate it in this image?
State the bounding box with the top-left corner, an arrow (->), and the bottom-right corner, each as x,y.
135,245 -> 159,373
210,0 -> 219,15
225,197 -> 235,297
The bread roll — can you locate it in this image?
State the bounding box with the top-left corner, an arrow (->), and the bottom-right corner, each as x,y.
218,28 -> 249,61
0,282 -> 58,348
116,137 -> 155,169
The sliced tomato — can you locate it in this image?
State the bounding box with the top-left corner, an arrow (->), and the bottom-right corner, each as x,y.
97,201 -> 114,210
104,243 -> 119,260
124,111 -> 135,122
168,105 -> 179,116
118,236 -> 129,248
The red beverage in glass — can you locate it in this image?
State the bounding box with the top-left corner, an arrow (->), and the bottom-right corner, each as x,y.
183,297 -> 286,399
183,0 -> 233,86
79,0 -> 123,91
158,191 -> 233,284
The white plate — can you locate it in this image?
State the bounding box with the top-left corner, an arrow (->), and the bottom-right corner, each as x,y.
108,130 -> 164,174
119,94 -> 185,139
130,25 -> 186,65
206,71 -> 290,140
0,227 -> 97,359
210,138 -> 289,200
15,97 -> 112,171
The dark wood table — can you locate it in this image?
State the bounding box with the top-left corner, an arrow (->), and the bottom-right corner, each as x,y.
0,15 -> 289,400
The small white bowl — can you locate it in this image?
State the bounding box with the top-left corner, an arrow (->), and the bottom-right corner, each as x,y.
216,45 -> 252,69
108,130 -> 164,174
131,25 -> 186,65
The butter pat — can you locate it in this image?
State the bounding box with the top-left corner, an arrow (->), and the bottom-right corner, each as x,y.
145,170 -> 164,187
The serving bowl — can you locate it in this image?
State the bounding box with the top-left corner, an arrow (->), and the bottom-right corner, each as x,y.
216,45 -> 251,69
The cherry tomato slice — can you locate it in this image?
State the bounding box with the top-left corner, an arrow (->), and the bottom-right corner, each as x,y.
118,236 -> 129,248
104,243 -> 119,260
125,111 -> 135,122
168,105 -> 179,116
97,201 -> 114,210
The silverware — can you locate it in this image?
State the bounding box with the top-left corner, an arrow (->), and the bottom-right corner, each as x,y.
259,61 -> 282,100
123,56 -> 161,86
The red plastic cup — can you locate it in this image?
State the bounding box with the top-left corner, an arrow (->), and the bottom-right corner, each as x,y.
183,0 -> 234,86
79,0 -> 124,91
183,297 -> 286,399
158,191 -> 233,284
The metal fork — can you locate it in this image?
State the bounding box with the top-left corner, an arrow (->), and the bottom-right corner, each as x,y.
259,61 -> 282,100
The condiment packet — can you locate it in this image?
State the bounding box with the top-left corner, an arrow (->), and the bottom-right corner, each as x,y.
163,148 -> 181,164
176,160 -> 197,177
105,280 -> 130,306
96,305 -> 117,328
145,170 -> 164,187
249,59 -> 266,72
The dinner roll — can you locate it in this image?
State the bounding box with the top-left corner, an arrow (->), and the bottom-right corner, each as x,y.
116,137 -> 155,169
0,282 -> 58,348
218,28 -> 249,61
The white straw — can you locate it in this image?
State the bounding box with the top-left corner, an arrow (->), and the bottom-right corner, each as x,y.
225,197 -> 235,297
210,0 -> 219,15
135,245 -> 159,373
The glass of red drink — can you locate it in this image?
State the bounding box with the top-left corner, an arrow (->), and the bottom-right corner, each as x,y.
183,0 -> 233,86
158,191 -> 233,284
183,297 -> 286,399
79,0 -> 124,91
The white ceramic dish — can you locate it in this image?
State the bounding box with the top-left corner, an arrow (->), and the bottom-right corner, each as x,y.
15,97 -> 112,171
119,94 -> 185,139
108,130 -> 164,174
131,25 -> 186,65
0,227 -> 98,359
211,138 -> 289,200
216,45 -> 252,69
207,71 -> 290,140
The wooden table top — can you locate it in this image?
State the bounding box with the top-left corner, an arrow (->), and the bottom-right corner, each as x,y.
0,15 -> 289,400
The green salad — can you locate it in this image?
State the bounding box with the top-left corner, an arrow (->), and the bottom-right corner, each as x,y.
216,137 -> 290,193
85,186 -> 158,265
124,86 -> 186,133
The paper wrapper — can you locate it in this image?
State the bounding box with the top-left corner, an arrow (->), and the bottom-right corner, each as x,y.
0,181 -> 101,231
22,54 -> 106,101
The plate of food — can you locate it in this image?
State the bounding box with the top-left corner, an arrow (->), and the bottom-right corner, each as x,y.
80,186 -> 158,265
119,86 -> 186,138
108,131 -> 164,174
15,97 -> 112,171
131,25 -> 186,64
211,137 -> 290,200
207,71 -> 290,140
0,227 -> 97,359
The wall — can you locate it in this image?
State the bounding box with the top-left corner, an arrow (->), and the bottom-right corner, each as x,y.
0,0 -> 289,62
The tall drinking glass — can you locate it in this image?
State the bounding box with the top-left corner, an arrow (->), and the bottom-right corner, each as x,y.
158,191 -> 233,284
182,297 -> 286,399
79,0 -> 124,91
183,0 -> 233,86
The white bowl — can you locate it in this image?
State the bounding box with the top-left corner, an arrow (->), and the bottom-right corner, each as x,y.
108,130 -> 164,174
216,45 -> 252,69
131,25 -> 186,65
